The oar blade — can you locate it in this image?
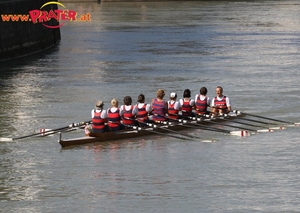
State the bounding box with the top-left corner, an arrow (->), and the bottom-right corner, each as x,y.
201,139 -> 217,143
257,129 -> 274,133
0,138 -> 13,142
230,130 -> 250,137
269,126 -> 285,130
38,129 -> 55,136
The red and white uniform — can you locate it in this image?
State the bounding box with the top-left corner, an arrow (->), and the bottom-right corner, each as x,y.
107,107 -> 121,128
195,94 -> 210,115
179,98 -> 195,117
120,105 -> 137,126
167,100 -> 180,120
211,96 -> 231,110
91,109 -> 107,132
135,103 -> 151,122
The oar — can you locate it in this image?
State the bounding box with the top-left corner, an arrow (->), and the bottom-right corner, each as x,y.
0,120 -> 91,142
222,115 -> 286,130
170,117 -> 250,136
166,117 -> 231,134
151,124 -> 216,142
39,125 -> 86,137
143,122 -> 203,140
191,116 -> 273,133
234,117 -> 274,125
128,125 -> 190,141
233,110 -> 298,125
186,114 -> 275,134
182,120 -> 249,136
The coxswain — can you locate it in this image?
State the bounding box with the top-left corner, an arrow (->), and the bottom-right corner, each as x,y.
210,86 -> 232,116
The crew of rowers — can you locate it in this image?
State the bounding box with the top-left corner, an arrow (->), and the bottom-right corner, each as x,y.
91,86 -> 232,133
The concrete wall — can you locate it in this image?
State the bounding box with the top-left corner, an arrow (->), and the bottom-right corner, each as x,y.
0,0 -> 61,61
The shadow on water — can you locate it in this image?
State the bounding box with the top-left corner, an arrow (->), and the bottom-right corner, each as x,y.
0,45 -> 61,136
0,44 -> 61,77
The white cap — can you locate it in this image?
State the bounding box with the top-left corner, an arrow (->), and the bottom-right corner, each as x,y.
170,92 -> 177,98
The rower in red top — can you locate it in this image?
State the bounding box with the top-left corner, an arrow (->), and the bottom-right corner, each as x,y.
167,92 -> 181,120
135,94 -> 152,125
91,100 -> 108,133
195,87 -> 210,116
107,98 -> 122,131
179,89 -> 195,117
151,89 -> 168,122
211,86 -> 232,116
120,96 -> 137,127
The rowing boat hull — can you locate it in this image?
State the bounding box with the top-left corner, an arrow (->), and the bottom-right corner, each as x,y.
58,124 -> 186,147
58,114 -> 243,147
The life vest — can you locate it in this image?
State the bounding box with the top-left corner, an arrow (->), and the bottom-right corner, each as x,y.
136,104 -> 148,122
122,105 -> 135,125
152,99 -> 167,121
92,110 -> 105,130
214,96 -> 228,109
168,101 -> 179,120
195,95 -> 208,115
181,99 -> 193,116
107,108 -> 121,128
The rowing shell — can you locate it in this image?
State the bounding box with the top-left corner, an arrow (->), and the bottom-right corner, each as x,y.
58,125 -> 183,147
58,114 -> 247,147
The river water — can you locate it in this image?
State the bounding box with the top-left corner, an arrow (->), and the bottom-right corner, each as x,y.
1,1 -> 300,212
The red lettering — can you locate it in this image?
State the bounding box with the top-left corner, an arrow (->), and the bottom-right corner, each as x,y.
47,9 -> 58,21
29,10 -> 41,23
68,10 -> 77,21
38,11 -> 48,22
61,10 -> 69,20
54,10 -> 63,21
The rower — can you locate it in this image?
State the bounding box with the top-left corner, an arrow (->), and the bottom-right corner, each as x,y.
179,89 -> 195,117
91,100 -> 108,133
195,87 -> 210,117
107,98 -> 122,131
167,92 -> 180,120
135,94 -> 152,126
151,89 -> 168,122
120,96 -> 137,128
210,86 -> 232,116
